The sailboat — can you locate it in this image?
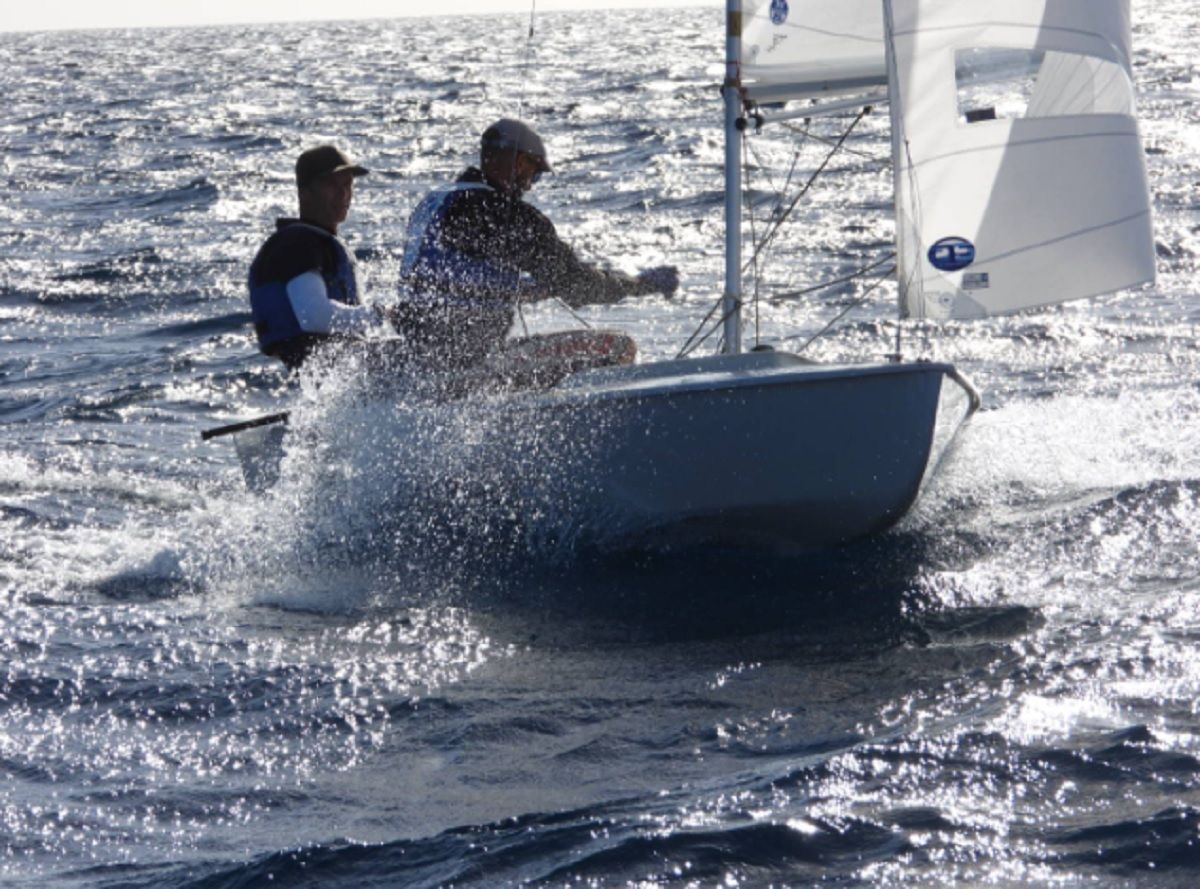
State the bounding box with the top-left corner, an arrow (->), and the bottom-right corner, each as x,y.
210,0 -> 1154,552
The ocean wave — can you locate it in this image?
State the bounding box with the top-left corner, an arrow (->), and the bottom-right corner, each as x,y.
52,247 -> 166,284
50,177 -> 221,222
120,809 -> 913,889
1034,725 -> 1200,788
1049,805 -> 1200,875
0,394 -> 74,424
140,312 -> 254,339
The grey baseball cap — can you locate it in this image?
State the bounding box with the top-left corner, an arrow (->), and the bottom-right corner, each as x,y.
295,145 -> 369,188
481,119 -> 552,172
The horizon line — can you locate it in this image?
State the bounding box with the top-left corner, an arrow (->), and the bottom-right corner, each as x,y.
0,0 -> 716,36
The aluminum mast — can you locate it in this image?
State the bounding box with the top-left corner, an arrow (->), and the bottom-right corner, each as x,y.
722,0 -> 744,353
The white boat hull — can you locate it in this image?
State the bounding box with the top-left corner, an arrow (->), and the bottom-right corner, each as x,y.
225,351 -> 977,553
492,351 -> 978,550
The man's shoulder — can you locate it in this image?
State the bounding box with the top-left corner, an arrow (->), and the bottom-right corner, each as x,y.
456,166 -> 487,186
434,178 -> 502,224
441,171 -> 497,204
266,219 -> 336,250
511,196 -> 557,239
251,220 -> 337,282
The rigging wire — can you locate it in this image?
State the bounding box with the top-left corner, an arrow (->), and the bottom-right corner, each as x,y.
765,252 -> 896,302
778,121 -> 886,163
512,0 -> 596,338
742,126 -> 762,348
739,119 -> 814,348
551,296 -> 593,329
741,121 -> 810,215
516,0 -> 537,118
779,263 -> 896,355
675,105 -> 884,360
741,126 -> 804,350
515,298 -> 529,336
740,106 -> 871,279
512,0 -> 541,340
677,299 -> 742,359
776,122 -> 811,207
674,252 -> 896,359
678,252 -> 895,360
675,296 -> 725,359
515,289 -> 594,336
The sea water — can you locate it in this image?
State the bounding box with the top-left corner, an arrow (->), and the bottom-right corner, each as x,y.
2,4 -> 1200,886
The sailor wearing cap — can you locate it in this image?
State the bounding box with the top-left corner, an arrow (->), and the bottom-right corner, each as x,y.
398,118 -> 679,378
248,145 -> 396,369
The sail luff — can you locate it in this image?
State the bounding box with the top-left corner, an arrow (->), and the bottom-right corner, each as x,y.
882,0 -> 920,321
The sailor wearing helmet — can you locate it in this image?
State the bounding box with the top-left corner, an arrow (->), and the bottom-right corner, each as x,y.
398,118 -> 678,389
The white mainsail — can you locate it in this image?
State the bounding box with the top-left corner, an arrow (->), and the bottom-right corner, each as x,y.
742,0 -> 887,103
886,0 -> 1156,320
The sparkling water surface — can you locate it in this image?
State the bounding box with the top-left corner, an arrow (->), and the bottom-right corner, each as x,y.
2,3 -> 1200,886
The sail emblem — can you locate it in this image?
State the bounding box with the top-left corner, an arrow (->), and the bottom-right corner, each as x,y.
928,237 -> 976,272
769,0 -> 789,26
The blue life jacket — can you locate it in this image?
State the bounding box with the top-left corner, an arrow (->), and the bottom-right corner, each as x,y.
400,182 -> 522,305
248,222 -> 359,353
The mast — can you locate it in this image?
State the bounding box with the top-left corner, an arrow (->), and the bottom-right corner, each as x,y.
722,0 -> 744,354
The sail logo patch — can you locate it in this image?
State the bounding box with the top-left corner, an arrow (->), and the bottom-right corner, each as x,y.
769,0 -> 789,26
928,236 -> 975,272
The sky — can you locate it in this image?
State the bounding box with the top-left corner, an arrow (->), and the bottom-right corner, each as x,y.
2,0 -> 712,34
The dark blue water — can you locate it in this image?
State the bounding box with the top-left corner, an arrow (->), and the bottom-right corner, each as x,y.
3,5 -> 1200,886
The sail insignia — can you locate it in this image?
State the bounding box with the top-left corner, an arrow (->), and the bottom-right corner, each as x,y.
928,237 -> 976,273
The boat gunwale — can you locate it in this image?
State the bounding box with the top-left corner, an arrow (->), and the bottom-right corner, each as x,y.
513,357 -> 971,408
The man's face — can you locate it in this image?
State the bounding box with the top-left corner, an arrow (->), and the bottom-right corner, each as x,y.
512,151 -> 544,196
303,169 -> 356,228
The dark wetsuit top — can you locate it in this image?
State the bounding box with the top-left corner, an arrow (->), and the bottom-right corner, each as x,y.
399,167 -> 652,368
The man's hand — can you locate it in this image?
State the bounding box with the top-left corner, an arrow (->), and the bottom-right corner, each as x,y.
637,265 -> 680,297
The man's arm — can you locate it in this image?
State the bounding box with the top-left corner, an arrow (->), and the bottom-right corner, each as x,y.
514,206 -> 675,307
285,271 -> 386,337
441,197 -> 677,306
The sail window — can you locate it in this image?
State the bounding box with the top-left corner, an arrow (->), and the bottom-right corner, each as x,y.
955,47 -> 1134,125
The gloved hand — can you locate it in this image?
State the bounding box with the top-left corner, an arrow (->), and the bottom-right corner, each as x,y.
637,265 -> 680,297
